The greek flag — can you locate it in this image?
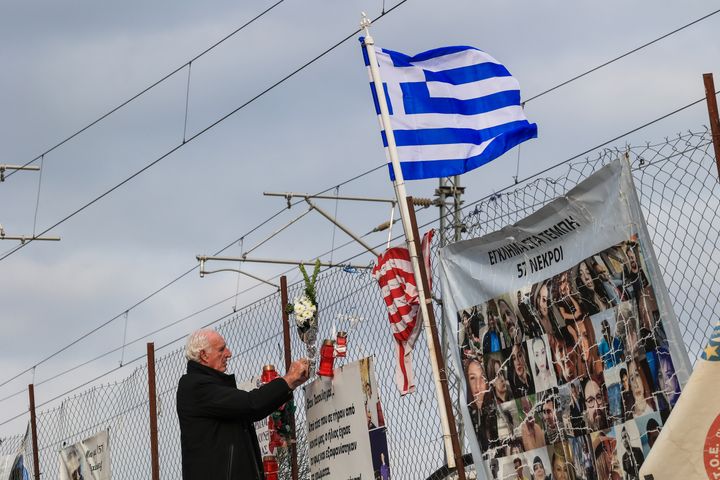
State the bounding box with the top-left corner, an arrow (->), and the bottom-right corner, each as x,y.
361,40 -> 537,180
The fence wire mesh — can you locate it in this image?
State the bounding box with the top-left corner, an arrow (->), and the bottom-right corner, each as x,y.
1,128 -> 718,479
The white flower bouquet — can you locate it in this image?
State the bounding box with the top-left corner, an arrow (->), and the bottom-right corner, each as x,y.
286,260 -> 321,370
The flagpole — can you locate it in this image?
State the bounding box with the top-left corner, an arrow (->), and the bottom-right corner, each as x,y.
361,16 -> 462,473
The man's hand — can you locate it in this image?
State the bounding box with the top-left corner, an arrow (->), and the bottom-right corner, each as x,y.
283,358 -> 310,390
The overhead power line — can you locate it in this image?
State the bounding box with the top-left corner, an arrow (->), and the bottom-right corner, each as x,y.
524,7 -> 720,104
2,0 -> 289,182
0,1 -> 414,388
0,1 -> 410,264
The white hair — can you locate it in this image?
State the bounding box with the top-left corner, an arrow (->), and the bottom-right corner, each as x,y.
185,329 -> 213,362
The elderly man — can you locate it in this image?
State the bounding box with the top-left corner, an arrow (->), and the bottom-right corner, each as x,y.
177,328 -> 310,480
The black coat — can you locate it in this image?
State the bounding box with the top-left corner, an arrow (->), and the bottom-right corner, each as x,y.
177,361 -> 292,480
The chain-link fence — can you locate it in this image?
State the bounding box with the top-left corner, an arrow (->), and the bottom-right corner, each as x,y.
1,128 -> 718,479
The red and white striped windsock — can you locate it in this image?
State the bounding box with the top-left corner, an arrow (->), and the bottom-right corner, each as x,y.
372,230 -> 434,395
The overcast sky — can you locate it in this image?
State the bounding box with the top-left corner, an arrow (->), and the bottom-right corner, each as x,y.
1,0 -> 718,436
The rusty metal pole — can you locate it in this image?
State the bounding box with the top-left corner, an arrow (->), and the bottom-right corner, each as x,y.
146,342 -> 160,480
28,384 -> 41,480
703,73 -> 720,181
405,197 -> 466,480
280,276 -> 299,480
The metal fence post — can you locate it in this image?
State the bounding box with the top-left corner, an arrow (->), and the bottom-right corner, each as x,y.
28,384 -> 41,480
147,342 -> 160,480
280,276 -> 299,480
406,196 -> 467,480
703,73 -> 720,181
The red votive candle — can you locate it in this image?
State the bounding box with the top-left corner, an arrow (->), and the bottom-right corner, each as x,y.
262,364 -> 278,384
318,339 -> 335,377
263,455 -> 279,480
335,331 -> 348,357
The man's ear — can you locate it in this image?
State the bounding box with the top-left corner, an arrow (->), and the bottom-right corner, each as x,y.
199,349 -> 207,363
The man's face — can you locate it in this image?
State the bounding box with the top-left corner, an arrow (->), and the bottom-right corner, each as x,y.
585,380 -> 607,429
626,247 -> 638,271
201,331 -> 232,372
514,459 -> 523,474
542,400 -> 557,429
659,357 -> 681,403
594,262 -> 610,281
622,430 -> 631,450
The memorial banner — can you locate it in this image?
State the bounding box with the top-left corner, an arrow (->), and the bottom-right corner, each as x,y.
305,357 -> 390,480
58,430 -> 110,480
438,158 -> 692,480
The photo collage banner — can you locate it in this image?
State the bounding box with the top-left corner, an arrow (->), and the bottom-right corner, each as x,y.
439,159 -> 692,480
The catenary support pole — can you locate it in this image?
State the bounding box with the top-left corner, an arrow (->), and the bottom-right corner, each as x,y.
453,175 -> 463,243
280,276 -> 299,480
28,384 -> 41,480
361,26 -> 458,468
406,197 -> 467,479
147,343 -> 160,480
703,73 -> 720,181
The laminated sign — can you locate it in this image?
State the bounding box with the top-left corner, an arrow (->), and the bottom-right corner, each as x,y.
305,357 -> 390,480
58,430 -> 110,480
438,158 -> 692,480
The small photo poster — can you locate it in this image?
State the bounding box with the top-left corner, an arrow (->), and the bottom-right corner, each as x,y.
58,430 -> 110,480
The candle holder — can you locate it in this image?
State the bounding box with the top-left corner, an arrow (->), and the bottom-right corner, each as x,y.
318,339 -> 336,378
261,364 -> 278,384
335,331 -> 348,357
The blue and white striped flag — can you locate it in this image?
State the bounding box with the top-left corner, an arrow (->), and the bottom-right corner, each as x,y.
361,40 -> 538,181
